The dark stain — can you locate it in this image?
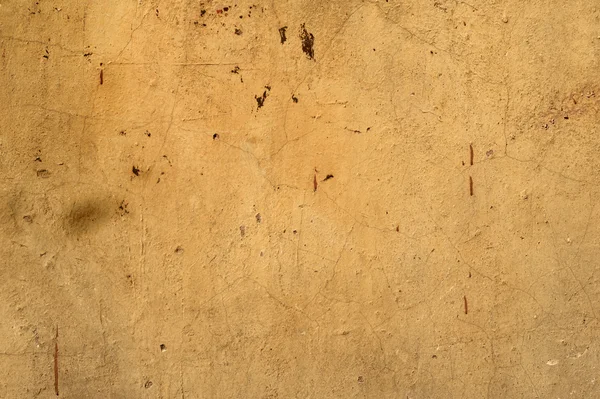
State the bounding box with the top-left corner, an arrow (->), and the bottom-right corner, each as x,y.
299,23 -> 315,60
145,130 -> 151,137
235,28 -> 242,35
255,85 -> 271,109
64,199 -> 109,235
323,174 -> 334,181
256,213 -> 262,223
200,9 -> 206,17
132,166 -> 140,176
292,95 -> 298,103
231,66 -> 240,74
279,26 -> 287,44
213,133 -> 220,140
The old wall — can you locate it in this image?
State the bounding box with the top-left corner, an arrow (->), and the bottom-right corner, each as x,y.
1,0 -> 600,397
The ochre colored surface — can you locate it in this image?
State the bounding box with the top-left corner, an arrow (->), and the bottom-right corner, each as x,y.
2,1 -> 600,398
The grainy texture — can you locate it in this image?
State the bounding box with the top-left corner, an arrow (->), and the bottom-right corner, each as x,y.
1,0 -> 600,398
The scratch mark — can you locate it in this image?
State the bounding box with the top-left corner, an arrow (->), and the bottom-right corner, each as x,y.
469,176 -> 473,196
463,296 -> 468,314
99,69 -> 103,85
469,143 -> 473,165
313,173 -> 318,192
54,326 -> 59,396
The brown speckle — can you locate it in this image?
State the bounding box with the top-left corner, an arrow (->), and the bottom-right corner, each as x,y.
118,200 -> 129,216
255,85 -> 271,109
37,169 -> 50,178
279,26 -> 288,44
299,23 -> 315,60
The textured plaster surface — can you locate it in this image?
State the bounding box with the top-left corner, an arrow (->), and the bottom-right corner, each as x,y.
1,0 -> 600,398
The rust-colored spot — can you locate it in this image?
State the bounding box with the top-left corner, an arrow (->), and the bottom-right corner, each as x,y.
54,326 -> 59,396
469,143 -> 473,165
